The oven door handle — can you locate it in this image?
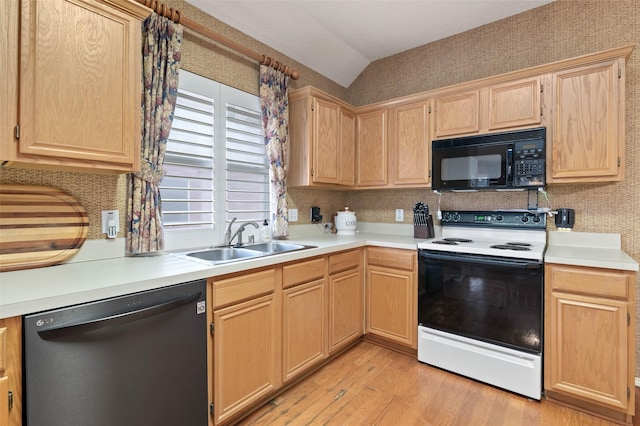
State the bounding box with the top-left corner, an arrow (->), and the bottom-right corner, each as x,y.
419,250 -> 542,269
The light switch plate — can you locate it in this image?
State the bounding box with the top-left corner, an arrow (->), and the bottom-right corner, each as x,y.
289,208 -> 298,222
395,209 -> 404,221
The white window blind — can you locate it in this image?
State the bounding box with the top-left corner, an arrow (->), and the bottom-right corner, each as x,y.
160,70 -> 267,249
161,88 -> 215,230
225,102 -> 269,224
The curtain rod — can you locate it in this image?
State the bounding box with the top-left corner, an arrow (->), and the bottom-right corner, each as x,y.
136,0 -> 300,80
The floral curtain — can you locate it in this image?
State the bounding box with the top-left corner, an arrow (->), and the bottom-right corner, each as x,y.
126,13 -> 182,255
259,65 -> 290,239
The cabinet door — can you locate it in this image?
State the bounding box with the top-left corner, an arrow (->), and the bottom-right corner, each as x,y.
213,294 -> 280,425
0,325 -> 6,426
312,97 -> 341,184
389,101 -> 430,186
0,317 -> 22,426
282,279 -> 326,382
546,291 -> 629,412
1,0 -> 18,158
545,264 -> 635,417
339,108 -> 356,186
17,0 -> 143,171
434,90 -> 480,138
329,267 -> 363,353
488,77 -> 541,130
548,59 -> 623,182
366,265 -> 415,347
356,109 -> 388,187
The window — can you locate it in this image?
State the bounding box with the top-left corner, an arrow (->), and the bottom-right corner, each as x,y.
160,70 -> 268,250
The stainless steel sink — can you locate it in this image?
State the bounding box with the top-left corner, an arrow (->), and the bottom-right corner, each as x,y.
243,242 -> 311,254
173,242 -> 316,265
186,247 -> 263,263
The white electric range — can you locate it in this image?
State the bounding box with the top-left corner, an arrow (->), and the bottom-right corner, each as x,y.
417,210 -> 547,400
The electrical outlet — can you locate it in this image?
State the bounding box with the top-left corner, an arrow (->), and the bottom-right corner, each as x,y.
395,209 -> 404,222
101,210 -> 119,238
289,208 -> 298,222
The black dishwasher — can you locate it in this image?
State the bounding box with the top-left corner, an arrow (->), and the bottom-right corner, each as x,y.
23,279 -> 208,426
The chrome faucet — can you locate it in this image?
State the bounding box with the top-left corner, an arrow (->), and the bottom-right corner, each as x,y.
224,217 -> 259,246
223,218 -> 237,246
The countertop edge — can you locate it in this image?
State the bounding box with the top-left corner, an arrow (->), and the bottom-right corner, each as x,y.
0,233 -> 424,319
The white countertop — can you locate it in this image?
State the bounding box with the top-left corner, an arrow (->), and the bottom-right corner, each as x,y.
3,226 -> 637,319
544,231 -> 639,272
0,225 -> 425,319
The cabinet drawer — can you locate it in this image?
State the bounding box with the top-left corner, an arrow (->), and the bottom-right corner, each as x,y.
283,257 -> 325,289
366,247 -> 415,271
329,249 -> 360,274
211,268 -> 276,309
547,264 -> 629,299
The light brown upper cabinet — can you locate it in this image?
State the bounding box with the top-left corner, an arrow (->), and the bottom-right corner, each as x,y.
546,59 -> 625,183
488,77 -> 541,130
1,0 -> 149,173
288,88 -> 355,187
356,109 -> 388,187
433,90 -> 480,138
388,100 -> 431,187
434,76 -> 542,139
287,45 -> 633,189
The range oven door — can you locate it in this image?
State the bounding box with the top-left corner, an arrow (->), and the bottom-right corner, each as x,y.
418,249 -> 543,354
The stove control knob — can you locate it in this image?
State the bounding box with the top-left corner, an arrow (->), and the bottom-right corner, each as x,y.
495,214 -> 503,222
521,215 -> 529,223
452,213 -> 460,222
533,215 -> 541,223
442,212 -> 451,221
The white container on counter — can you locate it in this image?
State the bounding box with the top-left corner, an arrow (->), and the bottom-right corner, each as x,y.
335,207 -> 357,235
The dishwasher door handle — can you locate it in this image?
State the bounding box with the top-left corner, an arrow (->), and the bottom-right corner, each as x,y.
37,291 -> 202,338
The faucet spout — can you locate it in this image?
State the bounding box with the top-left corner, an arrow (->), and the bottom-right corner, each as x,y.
223,217 -> 237,246
229,221 -> 260,246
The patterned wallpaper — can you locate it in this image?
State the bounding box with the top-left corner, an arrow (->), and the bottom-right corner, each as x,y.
343,0 -> 640,375
1,0 -> 639,371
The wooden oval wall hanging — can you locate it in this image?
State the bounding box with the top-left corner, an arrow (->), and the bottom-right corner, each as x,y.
0,185 -> 89,272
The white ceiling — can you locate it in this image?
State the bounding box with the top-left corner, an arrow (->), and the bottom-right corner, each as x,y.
185,0 -> 555,88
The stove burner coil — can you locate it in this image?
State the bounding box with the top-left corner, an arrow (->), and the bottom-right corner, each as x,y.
432,237 -> 474,245
490,244 -> 531,251
506,242 -> 532,247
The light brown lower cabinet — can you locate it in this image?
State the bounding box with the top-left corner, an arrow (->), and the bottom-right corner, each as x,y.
544,263 -> 636,424
209,251 -> 366,425
365,247 -> 417,348
282,257 -> 327,383
328,250 -> 363,353
0,316 -> 21,426
210,268 -> 281,426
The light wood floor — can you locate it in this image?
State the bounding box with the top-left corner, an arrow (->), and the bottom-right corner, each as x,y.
238,341 -> 638,426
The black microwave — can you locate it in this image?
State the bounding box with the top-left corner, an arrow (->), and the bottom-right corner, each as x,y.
431,127 -> 546,191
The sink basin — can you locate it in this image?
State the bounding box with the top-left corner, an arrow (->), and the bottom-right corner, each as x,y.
244,242 -> 311,254
173,242 -> 316,265
186,247 -> 263,263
